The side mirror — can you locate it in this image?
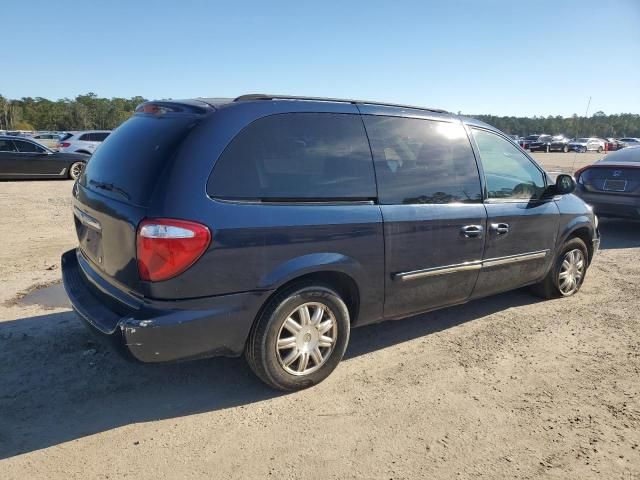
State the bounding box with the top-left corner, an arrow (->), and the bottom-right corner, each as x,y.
555,174 -> 576,195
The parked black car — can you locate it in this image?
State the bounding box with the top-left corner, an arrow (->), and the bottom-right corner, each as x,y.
575,145 -> 640,219
520,134 -> 542,149
0,135 -> 89,180
529,135 -> 571,153
62,94 -> 600,391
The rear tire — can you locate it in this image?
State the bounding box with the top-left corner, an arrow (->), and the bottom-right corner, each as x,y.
68,162 -> 84,180
245,283 -> 350,391
531,237 -> 589,299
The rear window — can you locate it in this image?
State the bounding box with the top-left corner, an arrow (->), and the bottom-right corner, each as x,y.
15,140 -> 46,153
80,115 -> 199,206
0,139 -> 16,152
208,113 -> 376,200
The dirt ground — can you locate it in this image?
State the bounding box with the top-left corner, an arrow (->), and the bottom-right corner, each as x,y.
1,151 -> 639,479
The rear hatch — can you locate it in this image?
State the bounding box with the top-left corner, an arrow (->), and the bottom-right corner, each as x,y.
73,101 -> 213,294
577,164 -> 640,195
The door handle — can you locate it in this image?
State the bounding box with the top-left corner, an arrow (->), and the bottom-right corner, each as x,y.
491,223 -> 510,235
460,225 -> 484,238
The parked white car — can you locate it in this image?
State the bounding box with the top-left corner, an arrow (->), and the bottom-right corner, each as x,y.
568,137 -> 605,153
30,132 -> 62,150
618,137 -> 640,147
57,130 -> 111,155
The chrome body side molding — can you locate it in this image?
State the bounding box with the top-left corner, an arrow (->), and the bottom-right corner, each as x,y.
394,249 -> 550,281
394,261 -> 482,282
482,250 -> 549,268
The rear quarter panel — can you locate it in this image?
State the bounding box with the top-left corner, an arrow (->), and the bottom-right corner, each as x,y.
144,101 -> 386,325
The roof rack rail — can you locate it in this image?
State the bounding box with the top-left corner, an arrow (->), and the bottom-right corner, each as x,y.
233,94 -> 448,114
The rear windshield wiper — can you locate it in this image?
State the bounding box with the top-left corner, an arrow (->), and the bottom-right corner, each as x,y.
89,180 -> 131,201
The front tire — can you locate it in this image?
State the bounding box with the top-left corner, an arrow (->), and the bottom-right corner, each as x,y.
531,237 -> 589,299
68,162 -> 85,180
245,283 -> 351,391
597,146 -> 603,153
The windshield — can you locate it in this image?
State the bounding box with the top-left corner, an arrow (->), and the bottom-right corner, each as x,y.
538,135 -> 552,142
525,135 -> 539,140
576,138 -> 589,142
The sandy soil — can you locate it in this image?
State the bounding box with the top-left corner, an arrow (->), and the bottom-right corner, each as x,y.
1,152 -> 639,479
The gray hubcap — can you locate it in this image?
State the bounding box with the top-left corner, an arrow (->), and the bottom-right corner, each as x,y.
558,249 -> 585,296
276,302 -> 337,376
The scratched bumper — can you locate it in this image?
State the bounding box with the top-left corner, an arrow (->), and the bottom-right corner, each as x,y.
61,249 -> 269,362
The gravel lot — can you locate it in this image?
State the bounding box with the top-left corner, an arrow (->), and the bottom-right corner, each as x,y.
1,151 -> 639,479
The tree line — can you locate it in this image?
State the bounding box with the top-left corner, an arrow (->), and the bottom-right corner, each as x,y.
0,93 -> 146,131
469,111 -> 640,138
1,93 -> 639,138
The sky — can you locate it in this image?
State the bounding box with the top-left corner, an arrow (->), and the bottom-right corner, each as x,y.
3,0 -> 639,117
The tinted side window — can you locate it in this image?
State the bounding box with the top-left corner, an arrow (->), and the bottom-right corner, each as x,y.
472,129 -> 545,200
363,116 -> 482,204
93,132 -> 110,142
209,113 -> 376,200
0,139 -> 17,152
15,140 -> 45,153
79,133 -> 92,141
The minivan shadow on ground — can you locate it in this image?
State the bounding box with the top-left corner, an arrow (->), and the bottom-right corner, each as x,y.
1,289 -> 540,459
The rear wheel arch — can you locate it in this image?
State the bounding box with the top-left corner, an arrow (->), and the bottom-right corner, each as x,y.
256,270 -> 360,328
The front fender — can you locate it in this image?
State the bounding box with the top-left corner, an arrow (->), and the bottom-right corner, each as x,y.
258,252 -> 366,290
553,194 -> 598,259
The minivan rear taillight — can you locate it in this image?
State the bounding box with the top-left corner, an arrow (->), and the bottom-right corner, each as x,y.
60,142 -> 71,148
136,219 -> 211,282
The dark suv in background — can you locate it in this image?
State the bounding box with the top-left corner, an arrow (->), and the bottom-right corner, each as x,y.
62,94 -> 600,390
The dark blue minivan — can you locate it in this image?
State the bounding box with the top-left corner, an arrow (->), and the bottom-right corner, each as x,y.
62,94 -> 600,390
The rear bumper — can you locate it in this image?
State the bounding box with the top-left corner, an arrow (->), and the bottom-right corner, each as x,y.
61,249 -> 270,362
577,192 -> 640,219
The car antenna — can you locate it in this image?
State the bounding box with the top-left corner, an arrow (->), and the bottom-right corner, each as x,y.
571,96 -> 591,174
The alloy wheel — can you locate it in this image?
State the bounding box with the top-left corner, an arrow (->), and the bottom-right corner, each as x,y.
558,249 -> 585,296
275,302 -> 337,376
70,162 -> 84,179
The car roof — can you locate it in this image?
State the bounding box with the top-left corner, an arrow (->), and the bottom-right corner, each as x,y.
164,94 -> 451,117
0,135 -> 37,141
148,94 -> 513,135
600,145 -> 640,163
